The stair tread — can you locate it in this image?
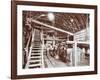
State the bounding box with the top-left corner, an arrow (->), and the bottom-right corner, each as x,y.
31,53 -> 41,55
32,47 -> 41,48
33,46 -> 41,48
33,45 -> 41,46
28,63 -> 41,67
31,54 -> 41,56
31,52 -> 41,53
29,59 -> 41,62
31,55 -> 41,57
34,44 -> 41,46
32,49 -> 41,51
30,56 -> 41,58
29,66 -> 40,68
31,51 -> 41,52
33,44 -> 41,45
32,49 -> 41,50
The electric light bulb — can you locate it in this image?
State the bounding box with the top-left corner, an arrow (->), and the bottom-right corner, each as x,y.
47,13 -> 55,21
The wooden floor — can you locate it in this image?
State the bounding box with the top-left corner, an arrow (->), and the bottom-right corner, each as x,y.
44,53 -> 71,68
43,51 -> 89,68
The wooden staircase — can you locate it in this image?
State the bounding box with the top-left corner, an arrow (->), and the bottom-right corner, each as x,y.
26,29 -> 43,69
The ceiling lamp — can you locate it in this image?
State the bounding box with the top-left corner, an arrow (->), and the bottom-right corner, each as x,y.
70,18 -> 74,22
47,13 -> 55,21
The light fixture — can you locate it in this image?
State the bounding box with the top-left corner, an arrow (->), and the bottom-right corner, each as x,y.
70,18 -> 74,22
47,13 -> 55,21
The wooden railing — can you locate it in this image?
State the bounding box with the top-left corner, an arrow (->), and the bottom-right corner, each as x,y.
24,31 -> 32,61
25,29 -> 35,68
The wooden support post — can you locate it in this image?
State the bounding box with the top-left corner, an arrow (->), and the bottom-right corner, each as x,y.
72,42 -> 77,66
74,42 -> 78,66
70,49 -> 73,66
41,29 -> 44,68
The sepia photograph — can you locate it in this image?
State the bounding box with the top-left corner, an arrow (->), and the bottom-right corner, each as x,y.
22,11 -> 90,69
11,1 -> 97,79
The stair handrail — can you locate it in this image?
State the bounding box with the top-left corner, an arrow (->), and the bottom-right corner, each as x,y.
25,29 -> 35,68
24,30 -> 32,61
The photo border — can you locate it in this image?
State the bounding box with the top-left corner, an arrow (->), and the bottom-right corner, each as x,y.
11,1 -> 97,79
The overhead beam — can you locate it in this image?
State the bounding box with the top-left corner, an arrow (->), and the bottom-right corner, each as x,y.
66,41 -> 89,44
30,18 -> 74,35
